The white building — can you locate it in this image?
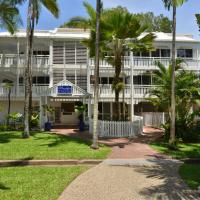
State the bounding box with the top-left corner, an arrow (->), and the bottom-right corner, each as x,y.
0,28 -> 200,128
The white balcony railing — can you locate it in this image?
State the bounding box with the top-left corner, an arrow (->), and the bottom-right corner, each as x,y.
89,57 -> 199,70
90,84 -> 155,98
0,84 -> 50,97
0,54 -> 50,68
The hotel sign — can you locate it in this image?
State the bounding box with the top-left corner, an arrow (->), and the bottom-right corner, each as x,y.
57,86 -> 73,95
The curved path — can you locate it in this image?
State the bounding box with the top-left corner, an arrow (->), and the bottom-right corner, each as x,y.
58,159 -> 199,200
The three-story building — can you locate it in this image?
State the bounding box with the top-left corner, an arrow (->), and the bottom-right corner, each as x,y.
0,28 -> 199,128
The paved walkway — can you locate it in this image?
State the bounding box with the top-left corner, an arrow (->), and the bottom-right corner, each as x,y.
58,159 -> 200,200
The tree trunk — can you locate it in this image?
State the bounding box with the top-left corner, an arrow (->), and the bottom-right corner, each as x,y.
23,0 -> 33,138
28,18 -> 35,129
7,88 -> 11,126
91,0 -> 101,149
169,6 -> 176,144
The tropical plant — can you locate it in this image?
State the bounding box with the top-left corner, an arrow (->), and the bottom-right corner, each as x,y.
162,0 -> 187,144
60,16 -> 89,29
42,104 -> 54,123
0,0 -> 22,34
75,104 -> 87,121
23,0 -> 59,138
101,8 -> 155,121
148,61 -> 200,142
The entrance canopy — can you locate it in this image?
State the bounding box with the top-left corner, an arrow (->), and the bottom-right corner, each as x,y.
50,79 -> 91,99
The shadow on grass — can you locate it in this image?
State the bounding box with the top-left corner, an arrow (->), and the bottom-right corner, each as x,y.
0,131 -> 39,144
111,160 -> 199,200
151,142 -> 200,159
33,132 -> 91,147
0,183 -> 10,190
135,160 -> 199,199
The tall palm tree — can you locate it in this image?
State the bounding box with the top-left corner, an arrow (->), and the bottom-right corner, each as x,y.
103,8 -> 155,121
91,0 -> 101,149
0,0 -> 21,34
23,0 -> 59,138
162,0 -> 186,144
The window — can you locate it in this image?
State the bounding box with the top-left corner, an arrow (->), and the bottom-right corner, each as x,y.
151,49 -> 160,57
177,49 -> 193,58
32,76 -> 49,85
161,49 -> 170,57
141,51 -> 150,57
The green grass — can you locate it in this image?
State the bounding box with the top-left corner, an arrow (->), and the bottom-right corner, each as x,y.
179,164 -> 200,189
0,166 -> 88,200
0,131 -> 111,160
150,142 -> 200,159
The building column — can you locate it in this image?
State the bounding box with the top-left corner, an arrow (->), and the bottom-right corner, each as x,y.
88,97 -> 92,120
16,40 -> 20,95
86,49 -> 91,93
130,52 -> 134,121
110,102 -> 113,120
49,40 -> 53,87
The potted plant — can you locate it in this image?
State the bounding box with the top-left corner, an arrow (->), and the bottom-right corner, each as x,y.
75,104 -> 87,132
42,105 -> 54,131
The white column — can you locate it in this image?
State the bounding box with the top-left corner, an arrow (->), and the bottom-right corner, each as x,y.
49,40 -> 53,87
63,41 -> 66,80
16,40 -> 20,96
88,97 -> 92,119
130,52 -> 134,121
110,102 -> 113,120
86,48 -> 90,93
75,69 -> 77,86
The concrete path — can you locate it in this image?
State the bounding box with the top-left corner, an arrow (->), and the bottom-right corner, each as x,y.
58,159 -> 200,200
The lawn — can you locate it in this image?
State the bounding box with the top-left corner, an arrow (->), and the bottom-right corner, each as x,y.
0,166 -> 88,200
150,142 -> 200,159
0,131 -> 111,160
179,164 -> 200,189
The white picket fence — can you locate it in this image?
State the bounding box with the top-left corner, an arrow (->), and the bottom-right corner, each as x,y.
141,112 -> 167,128
89,116 -> 143,138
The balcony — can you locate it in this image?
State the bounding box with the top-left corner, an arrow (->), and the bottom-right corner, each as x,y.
0,84 -> 50,98
89,57 -> 199,71
0,54 -> 50,69
90,84 -> 155,99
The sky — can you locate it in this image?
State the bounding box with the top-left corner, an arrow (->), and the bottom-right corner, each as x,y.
16,0 -> 200,39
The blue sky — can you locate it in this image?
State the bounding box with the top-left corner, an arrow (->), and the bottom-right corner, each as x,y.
17,0 -> 200,38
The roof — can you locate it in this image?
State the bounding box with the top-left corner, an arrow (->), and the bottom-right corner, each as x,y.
0,28 -> 199,43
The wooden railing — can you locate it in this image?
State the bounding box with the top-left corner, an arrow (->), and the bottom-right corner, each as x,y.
89,116 -> 143,138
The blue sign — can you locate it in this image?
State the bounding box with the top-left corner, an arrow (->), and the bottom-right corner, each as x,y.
57,86 -> 73,95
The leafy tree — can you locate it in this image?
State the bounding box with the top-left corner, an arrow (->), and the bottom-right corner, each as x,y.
162,0 -> 187,145
0,0 -> 22,34
100,8 -> 155,121
23,0 -> 59,138
60,16 -> 89,29
148,61 -> 200,142
135,12 -> 172,33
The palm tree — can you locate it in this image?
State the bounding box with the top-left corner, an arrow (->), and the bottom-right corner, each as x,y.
148,60 -> 200,141
0,0 -> 21,34
91,0 -> 101,149
162,0 -> 187,144
23,0 -> 59,138
103,8 -> 155,121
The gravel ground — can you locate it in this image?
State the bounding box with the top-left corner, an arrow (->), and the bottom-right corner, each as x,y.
58,159 -> 200,200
